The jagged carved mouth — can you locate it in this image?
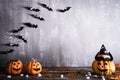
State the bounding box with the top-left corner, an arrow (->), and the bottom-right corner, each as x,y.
13,68 -> 21,71
33,68 -> 40,71
98,68 -> 108,72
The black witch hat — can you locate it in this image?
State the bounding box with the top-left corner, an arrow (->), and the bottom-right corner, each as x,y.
95,44 -> 113,61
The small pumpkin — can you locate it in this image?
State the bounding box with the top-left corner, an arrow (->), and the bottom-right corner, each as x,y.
25,59 -> 42,75
92,60 -> 115,75
6,60 -> 23,75
115,63 -> 120,69
92,44 -> 115,75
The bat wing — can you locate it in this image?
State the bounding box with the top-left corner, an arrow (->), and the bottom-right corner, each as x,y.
38,17 -> 45,21
23,6 -> 32,10
56,9 -> 64,12
32,8 -> 40,12
17,26 -> 24,32
12,44 -> 19,46
65,7 -> 71,11
3,43 -> 11,46
22,39 -> 27,43
3,43 -> 19,47
10,30 -> 18,33
29,14 -> 38,19
38,3 -> 47,8
0,49 -> 14,54
23,23 -> 32,27
23,6 -> 40,12
38,3 -> 53,11
13,35 -> 27,43
10,27 -> 24,33
19,36 -> 27,43
56,7 -> 71,12
32,24 -> 38,28
47,7 -> 53,11
8,49 -> 14,53
30,14 -> 45,21
19,27 -> 24,31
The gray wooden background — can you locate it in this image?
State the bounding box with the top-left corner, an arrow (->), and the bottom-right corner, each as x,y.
0,0 -> 120,67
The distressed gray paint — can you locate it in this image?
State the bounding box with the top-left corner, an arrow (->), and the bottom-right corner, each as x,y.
0,0 -> 120,67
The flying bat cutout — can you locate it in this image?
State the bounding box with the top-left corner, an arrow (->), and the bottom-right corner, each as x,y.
23,6 -> 40,12
0,49 -> 14,54
12,35 -> 27,43
23,22 -> 38,28
3,43 -> 19,47
56,7 -> 71,13
29,14 -> 45,21
38,2 -> 53,11
10,26 -> 24,33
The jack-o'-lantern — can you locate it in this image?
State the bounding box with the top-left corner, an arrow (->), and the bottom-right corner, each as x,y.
26,58 -> 42,75
6,60 -> 23,75
92,60 -> 115,75
92,44 -> 115,75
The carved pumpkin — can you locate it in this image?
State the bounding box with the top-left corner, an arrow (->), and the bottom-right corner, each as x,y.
26,59 -> 42,75
92,44 -> 115,75
6,60 -> 23,75
92,60 -> 115,75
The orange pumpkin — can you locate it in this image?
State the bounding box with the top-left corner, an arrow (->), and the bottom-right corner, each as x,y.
26,60 -> 42,75
92,60 -> 115,75
92,44 -> 115,75
6,60 -> 23,75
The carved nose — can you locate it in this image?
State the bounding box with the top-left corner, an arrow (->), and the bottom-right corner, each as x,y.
102,66 -> 104,68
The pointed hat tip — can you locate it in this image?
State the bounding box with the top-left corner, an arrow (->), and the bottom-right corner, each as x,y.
100,44 -> 106,54
101,44 -> 105,48
102,44 -> 104,46
100,44 -> 106,50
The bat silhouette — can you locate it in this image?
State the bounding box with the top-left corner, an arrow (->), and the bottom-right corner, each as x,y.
12,35 -> 27,43
10,26 -> 24,33
0,49 -> 14,54
38,3 -> 53,11
23,22 -> 38,28
56,7 -> 71,12
29,14 -> 45,21
3,43 -> 19,47
23,6 -> 40,12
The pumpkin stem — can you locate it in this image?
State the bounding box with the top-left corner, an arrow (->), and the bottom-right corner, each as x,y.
32,58 -> 36,62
